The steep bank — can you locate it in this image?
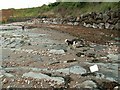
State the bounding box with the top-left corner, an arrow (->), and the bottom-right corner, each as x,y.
8,2 -> 119,21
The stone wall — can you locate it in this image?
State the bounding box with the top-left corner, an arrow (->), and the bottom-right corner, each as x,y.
28,9 -> 120,30
80,10 -> 120,30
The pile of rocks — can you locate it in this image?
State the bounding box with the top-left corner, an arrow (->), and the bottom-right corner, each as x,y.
1,33 -> 31,48
80,9 -> 120,30
27,9 -> 119,30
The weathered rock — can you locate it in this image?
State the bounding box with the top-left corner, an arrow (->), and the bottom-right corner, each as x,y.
49,49 -> 65,55
77,80 -> 98,88
49,61 -> 60,65
107,54 -> 119,61
64,59 -> 77,63
56,65 -> 86,75
22,72 -> 65,85
92,23 -> 98,29
4,73 -> 14,77
3,78 -> 8,84
100,81 -> 119,90
76,52 -> 85,57
105,23 -> 111,29
98,23 -> 105,29
114,23 -> 120,30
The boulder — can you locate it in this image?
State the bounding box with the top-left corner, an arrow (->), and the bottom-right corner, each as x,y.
92,23 -> 98,29
105,23 -> 110,29
114,23 -> 120,30
98,23 -> 105,29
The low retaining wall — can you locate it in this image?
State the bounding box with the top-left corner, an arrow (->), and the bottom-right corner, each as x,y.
28,9 -> 120,30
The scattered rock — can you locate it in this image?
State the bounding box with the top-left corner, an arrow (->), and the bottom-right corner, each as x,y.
3,78 -> 8,84
49,49 -> 65,55
77,80 -> 98,88
49,61 -> 60,65
64,59 -> 77,63
76,52 -> 85,57
22,72 -> 65,85
81,72 -> 96,77
100,81 -> 119,90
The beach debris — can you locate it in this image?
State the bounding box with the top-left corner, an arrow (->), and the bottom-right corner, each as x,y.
89,64 -> 99,73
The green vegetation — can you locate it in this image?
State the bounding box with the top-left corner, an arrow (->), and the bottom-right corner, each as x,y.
0,21 -> 2,24
12,2 -> 119,19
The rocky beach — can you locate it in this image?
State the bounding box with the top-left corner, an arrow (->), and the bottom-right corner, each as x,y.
0,21 -> 119,90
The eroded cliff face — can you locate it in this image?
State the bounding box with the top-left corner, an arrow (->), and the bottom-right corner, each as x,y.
0,9 -> 14,23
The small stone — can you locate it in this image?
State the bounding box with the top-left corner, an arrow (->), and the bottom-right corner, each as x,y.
3,78 -> 8,84
7,86 -> 10,89
114,86 -> 119,90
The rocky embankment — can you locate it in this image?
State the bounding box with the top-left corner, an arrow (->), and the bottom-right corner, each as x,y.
27,9 -> 120,30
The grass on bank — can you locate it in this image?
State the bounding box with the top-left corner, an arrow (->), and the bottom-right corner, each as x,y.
9,2 -> 119,22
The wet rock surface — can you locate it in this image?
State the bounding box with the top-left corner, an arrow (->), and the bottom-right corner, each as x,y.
0,23 -> 119,89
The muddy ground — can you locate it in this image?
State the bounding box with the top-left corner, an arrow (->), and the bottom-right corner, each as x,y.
26,24 -> 120,45
0,23 -> 120,89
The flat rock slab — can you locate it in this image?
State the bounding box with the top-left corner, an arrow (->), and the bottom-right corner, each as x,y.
107,54 -> 119,61
49,49 -> 65,55
22,72 -> 64,84
56,65 -> 86,75
79,80 -> 97,88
